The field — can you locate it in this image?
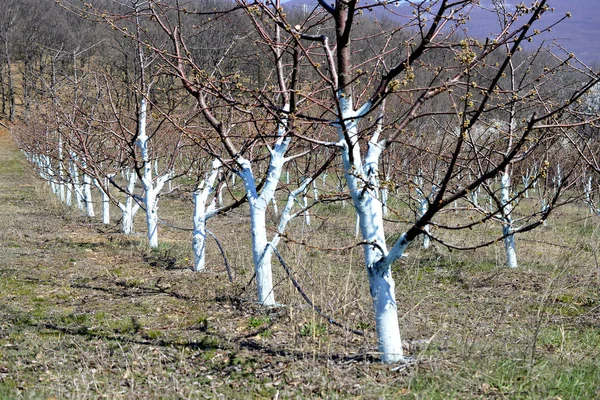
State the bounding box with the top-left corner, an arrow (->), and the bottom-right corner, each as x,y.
1,128 -> 599,399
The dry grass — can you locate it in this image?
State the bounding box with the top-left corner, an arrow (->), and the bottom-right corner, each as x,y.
1,128 -> 599,398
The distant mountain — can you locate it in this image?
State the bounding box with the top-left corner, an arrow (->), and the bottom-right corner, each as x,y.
283,0 -> 600,66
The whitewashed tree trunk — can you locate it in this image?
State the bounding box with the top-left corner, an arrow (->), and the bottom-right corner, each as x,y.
94,178 -> 110,224
65,181 -> 73,207
56,134 -> 66,203
338,96 -> 403,363
541,198 -> 549,227
251,204 -> 274,305
116,169 -> 140,235
415,176 -> 431,249
82,172 -> 95,218
381,188 -> 389,216
271,196 -> 279,216
233,102 -> 291,306
218,181 -> 224,206
381,171 -> 390,216
137,98 -> 172,248
145,188 -> 159,248
585,176 -> 596,215
239,159 -> 278,305
302,184 -> 310,226
531,165 -> 538,196
522,169 -> 530,199
192,159 -> 221,272
501,172 -> 517,268
469,174 -> 479,207
70,159 -> 84,211
42,154 -> 60,198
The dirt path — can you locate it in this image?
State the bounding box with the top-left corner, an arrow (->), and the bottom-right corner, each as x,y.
0,130 -> 55,275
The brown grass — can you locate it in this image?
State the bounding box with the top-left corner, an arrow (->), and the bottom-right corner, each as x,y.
1,129 -> 599,399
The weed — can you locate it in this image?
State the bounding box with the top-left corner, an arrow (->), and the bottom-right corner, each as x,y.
248,316 -> 271,328
258,329 -> 273,338
299,322 -> 327,337
143,330 -> 162,340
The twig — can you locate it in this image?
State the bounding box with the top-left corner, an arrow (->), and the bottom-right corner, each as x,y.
207,229 -> 233,284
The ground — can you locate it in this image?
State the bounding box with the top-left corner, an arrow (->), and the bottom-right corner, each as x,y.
0,128 -> 599,399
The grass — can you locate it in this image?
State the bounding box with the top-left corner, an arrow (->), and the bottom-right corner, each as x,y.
0,128 -> 599,398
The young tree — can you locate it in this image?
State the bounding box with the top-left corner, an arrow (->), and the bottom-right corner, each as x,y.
134,0 -> 320,305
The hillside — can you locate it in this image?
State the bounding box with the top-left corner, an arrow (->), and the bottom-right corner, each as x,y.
284,0 -> 600,66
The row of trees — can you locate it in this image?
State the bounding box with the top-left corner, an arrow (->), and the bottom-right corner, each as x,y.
10,0 -> 600,363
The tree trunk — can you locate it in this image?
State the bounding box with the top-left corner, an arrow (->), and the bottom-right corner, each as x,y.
94,178 -> 110,225
137,97 -> 162,249
250,204 -> 275,305
338,96 -> 404,363
501,172 -> 517,268
192,196 -> 208,272
145,188 -> 159,248
119,169 -> 139,235
83,173 -> 95,218
192,160 -> 221,272
70,160 -> 84,211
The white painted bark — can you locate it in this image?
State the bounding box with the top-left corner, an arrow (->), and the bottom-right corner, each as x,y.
501,172 -> 517,268
65,181 -> 73,207
302,184 -> 310,226
271,195 -> 279,216
522,169 -> 530,199
381,172 -> 390,216
585,176 -> 597,215
470,187 -> 478,206
70,159 -> 84,211
415,176 -> 431,249
145,188 -> 159,248
218,181 -> 224,206
116,169 -> 140,235
57,134 -> 66,203
94,178 -> 110,225
240,158 -> 276,306
337,96 -> 403,363
136,98 -> 173,248
83,172 -> 95,218
236,103 -> 291,306
43,155 -> 60,198
381,188 -> 389,216
192,159 -> 221,272
541,198 -> 549,227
